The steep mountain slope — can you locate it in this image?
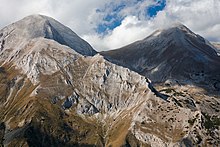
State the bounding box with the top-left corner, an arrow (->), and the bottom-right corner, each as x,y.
101,24 -> 220,90
0,16 -> 220,147
0,14 -> 96,56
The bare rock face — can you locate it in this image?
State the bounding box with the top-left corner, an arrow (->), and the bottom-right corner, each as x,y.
0,14 -> 96,56
0,16 -> 220,147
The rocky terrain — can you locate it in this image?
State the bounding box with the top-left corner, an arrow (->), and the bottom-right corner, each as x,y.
0,15 -> 220,147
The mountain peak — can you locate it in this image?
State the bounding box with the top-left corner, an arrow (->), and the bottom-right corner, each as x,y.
143,24 -> 197,43
169,23 -> 196,35
20,14 -> 56,25
21,14 -> 63,26
22,14 -> 48,20
0,14 -> 97,56
102,23 -> 220,83
24,14 -> 51,19
170,22 -> 188,28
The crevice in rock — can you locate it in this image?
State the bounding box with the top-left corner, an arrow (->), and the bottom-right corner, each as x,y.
146,78 -> 169,101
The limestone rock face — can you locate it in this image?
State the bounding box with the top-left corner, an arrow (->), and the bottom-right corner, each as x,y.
0,14 -> 96,56
0,16 -> 219,147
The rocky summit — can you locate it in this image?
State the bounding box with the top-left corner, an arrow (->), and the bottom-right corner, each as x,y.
0,15 -> 220,147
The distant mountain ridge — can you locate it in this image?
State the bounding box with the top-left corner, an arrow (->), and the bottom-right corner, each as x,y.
101,24 -> 220,91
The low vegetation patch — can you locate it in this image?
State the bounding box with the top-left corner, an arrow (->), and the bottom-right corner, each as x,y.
160,88 -> 175,93
188,118 -> 196,126
203,113 -> 220,130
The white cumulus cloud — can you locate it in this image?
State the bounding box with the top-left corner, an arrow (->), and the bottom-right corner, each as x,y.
84,0 -> 220,51
0,0 -> 220,51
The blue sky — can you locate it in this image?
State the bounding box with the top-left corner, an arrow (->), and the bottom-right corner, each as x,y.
96,0 -> 166,34
147,0 -> 166,17
0,0 -> 220,51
